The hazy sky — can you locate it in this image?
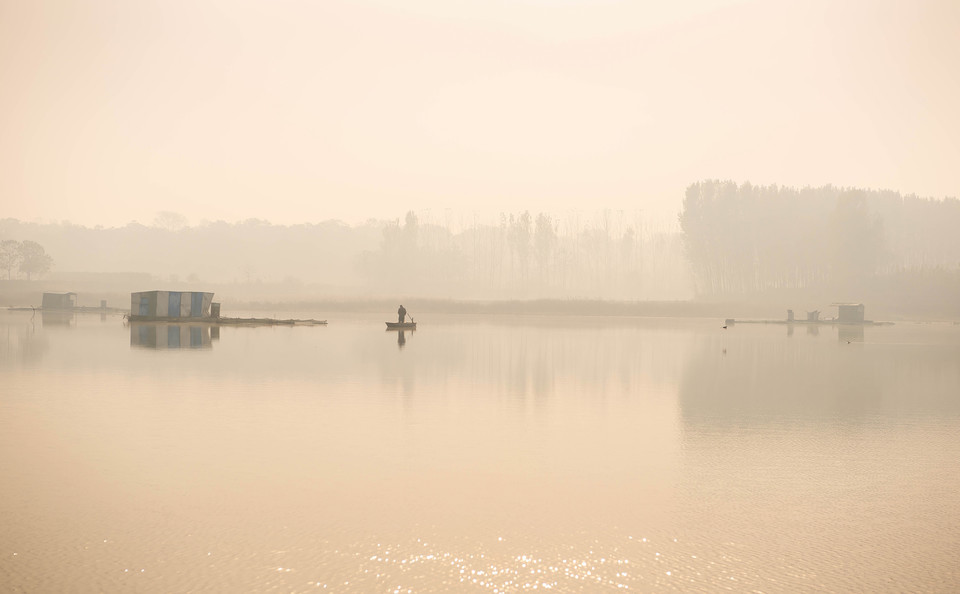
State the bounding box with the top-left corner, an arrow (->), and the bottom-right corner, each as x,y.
2,0 -> 958,228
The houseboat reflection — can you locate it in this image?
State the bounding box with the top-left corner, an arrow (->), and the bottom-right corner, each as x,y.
130,323 -> 214,349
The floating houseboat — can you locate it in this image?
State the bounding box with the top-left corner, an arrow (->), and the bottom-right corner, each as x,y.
126,290 -> 326,326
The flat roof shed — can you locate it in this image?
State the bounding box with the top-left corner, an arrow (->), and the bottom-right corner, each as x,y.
835,303 -> 865,324
41,292 -> 77,310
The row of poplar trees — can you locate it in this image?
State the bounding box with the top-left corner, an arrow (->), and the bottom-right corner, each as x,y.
679,180 -> 960,296
363,210 -> 688,300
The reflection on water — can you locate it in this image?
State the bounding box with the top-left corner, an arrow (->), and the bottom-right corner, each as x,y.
2,312 -> 959,592
0,315 -> 48,366
41,310 -> 74,327
386,326 -> 413,350
785,322 -> 866,342
129,322 -> 215,349
839,323 -> 865,343
680,324 -> 960,423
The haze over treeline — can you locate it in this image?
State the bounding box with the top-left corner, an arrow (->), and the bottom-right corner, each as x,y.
0,210 -> 688,301
679,181 -> 960,315
680,182 -> 960,292
2,181 -> 959,316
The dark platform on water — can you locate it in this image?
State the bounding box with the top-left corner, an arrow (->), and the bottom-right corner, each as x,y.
726,319 -> 892,326
126,315 -> 327,326
9,306 -> 127,314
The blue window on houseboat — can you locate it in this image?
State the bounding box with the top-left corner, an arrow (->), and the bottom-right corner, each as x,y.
168,292 -> 181,317
191,292 -> 203,317
139,296 -> 149,316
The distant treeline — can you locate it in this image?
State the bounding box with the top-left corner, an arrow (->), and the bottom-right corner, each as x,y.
5,183 -> 958,314
679,181 -> 960,296
0,218 -> 379,292
361,211 -> 689,300
0,212 -> 690,300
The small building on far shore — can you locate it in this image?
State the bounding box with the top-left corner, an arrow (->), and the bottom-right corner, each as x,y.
835,303 -> 865,324
131,290 -> 214,319
41,292 -> 77,310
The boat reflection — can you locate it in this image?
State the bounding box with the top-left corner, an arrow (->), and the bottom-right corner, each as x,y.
397,330 -> 406,349
130,323 -> 215,349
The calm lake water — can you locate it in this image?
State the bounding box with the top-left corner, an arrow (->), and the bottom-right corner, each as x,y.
2,310 -> 959,593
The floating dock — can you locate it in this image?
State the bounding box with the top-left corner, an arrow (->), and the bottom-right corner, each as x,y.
725,303 -> 892,326
125,315 -> 327,326
725,318 -> 892,326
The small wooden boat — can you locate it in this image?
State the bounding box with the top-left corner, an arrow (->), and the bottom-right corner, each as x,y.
386,321 -> 416,330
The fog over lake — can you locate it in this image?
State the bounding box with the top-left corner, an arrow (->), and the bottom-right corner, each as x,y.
3,1 -> 959,592
2,311 -> 959,592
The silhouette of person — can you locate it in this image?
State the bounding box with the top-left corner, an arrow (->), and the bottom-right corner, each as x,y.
398,304 -> 407,323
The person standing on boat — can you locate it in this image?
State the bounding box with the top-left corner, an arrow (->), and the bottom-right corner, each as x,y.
398,304 -> 407,324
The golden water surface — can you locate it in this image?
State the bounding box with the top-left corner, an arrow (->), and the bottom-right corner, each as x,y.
2,311 -> 959,592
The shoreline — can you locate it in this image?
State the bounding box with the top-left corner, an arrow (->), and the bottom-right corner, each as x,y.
3,296 -> 957,324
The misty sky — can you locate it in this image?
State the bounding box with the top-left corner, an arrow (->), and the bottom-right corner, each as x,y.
2,0 -> 958,228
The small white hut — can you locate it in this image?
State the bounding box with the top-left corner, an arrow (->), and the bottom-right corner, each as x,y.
42,292 -> 77,309
835,303 -> 865,324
